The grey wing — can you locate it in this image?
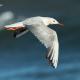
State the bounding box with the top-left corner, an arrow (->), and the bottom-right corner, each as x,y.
27,24 -> 54,48
28,24 -> 59,68
47,31 -> 59,68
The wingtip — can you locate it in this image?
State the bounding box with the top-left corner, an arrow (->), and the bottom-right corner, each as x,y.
46,57 -> 58,69
51,62 -> 58,69
53,63 -> 57,69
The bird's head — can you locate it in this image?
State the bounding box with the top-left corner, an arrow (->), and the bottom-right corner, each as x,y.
48,18 -> 64,26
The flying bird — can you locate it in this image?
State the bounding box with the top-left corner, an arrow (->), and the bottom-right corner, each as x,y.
1,16 -> 63,68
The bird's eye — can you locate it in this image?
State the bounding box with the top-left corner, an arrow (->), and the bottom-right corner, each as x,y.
53,21 -> 55,22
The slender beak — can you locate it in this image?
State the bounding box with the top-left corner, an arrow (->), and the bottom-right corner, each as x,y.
58,23 -> 64,27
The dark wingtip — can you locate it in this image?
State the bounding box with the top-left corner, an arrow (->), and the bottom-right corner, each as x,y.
46,56 -> 56,68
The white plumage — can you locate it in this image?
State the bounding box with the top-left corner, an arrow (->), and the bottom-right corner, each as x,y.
23,16 -> 59,68
3,16 -> 63,68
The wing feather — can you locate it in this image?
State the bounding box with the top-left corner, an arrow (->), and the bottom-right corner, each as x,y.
27,24 -> 54,48
27,24 -> 59,68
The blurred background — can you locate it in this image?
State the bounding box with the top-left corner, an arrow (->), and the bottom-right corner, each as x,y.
0,0 -> 80,80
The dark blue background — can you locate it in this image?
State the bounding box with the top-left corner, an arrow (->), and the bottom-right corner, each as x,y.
0,0 -> 80,80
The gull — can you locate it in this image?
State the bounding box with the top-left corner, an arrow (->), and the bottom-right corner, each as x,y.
1,16 -> 63,68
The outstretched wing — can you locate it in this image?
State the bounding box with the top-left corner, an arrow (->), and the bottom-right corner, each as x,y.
0,22 -> 29,38
46,31 -> 59,68
27,24 -> 59,68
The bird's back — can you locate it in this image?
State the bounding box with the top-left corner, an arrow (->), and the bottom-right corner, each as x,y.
23,16 -> 43,25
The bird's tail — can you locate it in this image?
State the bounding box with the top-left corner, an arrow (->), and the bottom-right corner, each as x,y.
46,40 -> 59,68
